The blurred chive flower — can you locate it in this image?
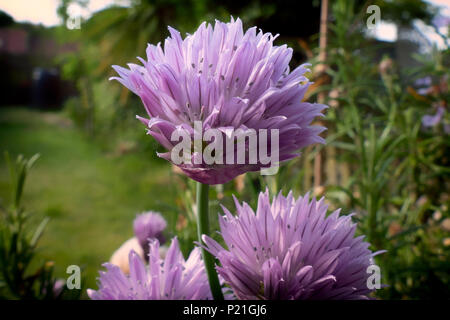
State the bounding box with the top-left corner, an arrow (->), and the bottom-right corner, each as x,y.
111,17 -> 326,184
432,14 -> 450,29
203,190 -> 385,300
134,211 -> 167,254
88,238 -> 212,300
422,105 -> 446,128
415,76 -> 432,95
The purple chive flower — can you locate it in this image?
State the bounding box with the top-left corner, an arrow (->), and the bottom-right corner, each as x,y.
432,15 -> 450,29
52,279 -> 65,297
134,211 -> 167,255
111,17 -> 326,185
414,76 -> 432,87
422,106 -> 445,127
203,190 -> 385,300
88,238 -> 211,300
415,76 -> 432,95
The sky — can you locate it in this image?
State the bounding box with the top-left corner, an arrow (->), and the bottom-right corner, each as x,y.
0,0 -> 130,26
0,0 -> 448,47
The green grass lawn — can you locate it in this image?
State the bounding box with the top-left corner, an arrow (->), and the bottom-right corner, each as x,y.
0,107 -> 178,294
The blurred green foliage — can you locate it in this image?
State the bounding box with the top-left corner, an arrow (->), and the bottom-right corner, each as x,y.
0,153 -> 76,299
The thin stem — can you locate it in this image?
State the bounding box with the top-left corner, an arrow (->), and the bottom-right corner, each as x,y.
196,182 -> 224,300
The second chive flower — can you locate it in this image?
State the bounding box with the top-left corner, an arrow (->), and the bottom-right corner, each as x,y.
203,190 -> 385,300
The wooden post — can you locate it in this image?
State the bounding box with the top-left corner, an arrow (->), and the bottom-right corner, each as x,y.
314,0 -> 329,188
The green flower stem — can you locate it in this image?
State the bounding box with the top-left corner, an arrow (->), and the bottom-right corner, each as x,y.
196,182 -> 224,300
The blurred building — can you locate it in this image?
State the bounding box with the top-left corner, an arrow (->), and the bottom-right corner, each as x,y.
0,23 -> 77,109
0,28 -> 28,54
